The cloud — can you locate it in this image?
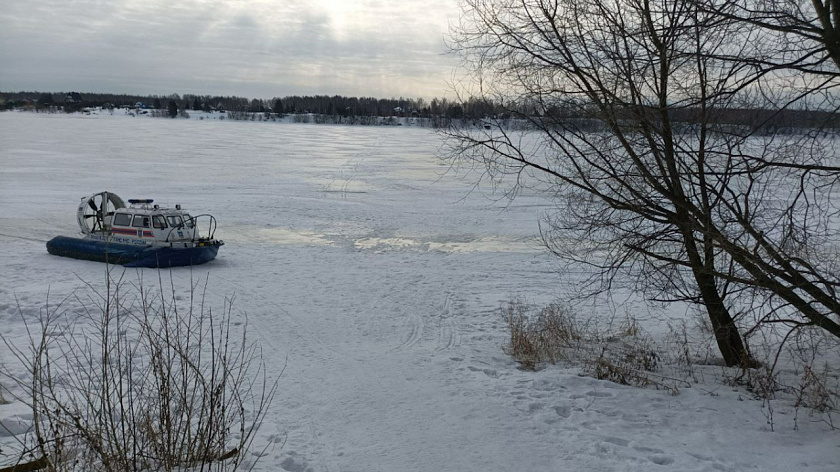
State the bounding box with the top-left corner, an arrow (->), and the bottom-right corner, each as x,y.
230,13 -> 259,29
0,0 -> 462,99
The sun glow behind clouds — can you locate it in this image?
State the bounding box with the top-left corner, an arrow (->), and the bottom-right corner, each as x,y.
317,0 -> 355,36
0,0 -> 462,99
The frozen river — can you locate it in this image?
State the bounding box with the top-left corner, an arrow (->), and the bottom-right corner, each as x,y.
1,112 -> 837,472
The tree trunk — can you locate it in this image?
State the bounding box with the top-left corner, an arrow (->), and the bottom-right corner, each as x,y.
679,221 -> 753,367
692,268 -> 754,367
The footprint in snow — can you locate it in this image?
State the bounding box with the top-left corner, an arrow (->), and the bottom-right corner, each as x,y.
467,365 -> 499,378
602,436 -> 629,447
634,446 -> 665,454
649,455 -> 675,466
280,455 -> 312,472
553,405 -> 572,418
526,402 -> 545,412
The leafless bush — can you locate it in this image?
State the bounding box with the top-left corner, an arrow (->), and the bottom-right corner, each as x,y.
503,300 -> 579,370
784,330 -> 840,427
580,326 -> 689,395
0,273 -> 278,472
724,365 -> 780,401
795,364 -> 837,414
503,296 -> 840,422
659,319 -> 728,386
588,343 -> 657,385
502,299 -> 704,394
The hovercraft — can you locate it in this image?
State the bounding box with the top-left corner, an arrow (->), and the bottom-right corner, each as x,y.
47,191 -> 224,268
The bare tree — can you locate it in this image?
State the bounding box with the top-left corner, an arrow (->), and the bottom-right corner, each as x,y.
446,0 -> 840,366
693,0 -> 840,75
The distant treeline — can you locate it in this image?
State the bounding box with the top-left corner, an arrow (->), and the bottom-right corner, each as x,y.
2,90 -> 838,131
0,91 -> 483,119
541,104 -> 840,133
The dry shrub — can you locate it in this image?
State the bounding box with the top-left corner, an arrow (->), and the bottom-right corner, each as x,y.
780,329 -> 840,425
724,365 -> 779,401
795,364 -> 838,413
591,355 -> 656,388
617,315 -> 640,338
0,273 -> 278,472
503,301 -> 578,370
721,327 -> 840,421
502,299 -> 686,393
502,299 -> 840,413
581,329 -> 686,395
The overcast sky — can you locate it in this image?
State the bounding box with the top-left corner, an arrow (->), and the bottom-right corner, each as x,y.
0,0 -> 464,100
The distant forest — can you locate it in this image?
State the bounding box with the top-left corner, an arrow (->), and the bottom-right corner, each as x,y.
0,90 -> 486,119
1,90 -> 838,131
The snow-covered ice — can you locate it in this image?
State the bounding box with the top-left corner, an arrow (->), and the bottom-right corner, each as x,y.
1,112 -> 838,471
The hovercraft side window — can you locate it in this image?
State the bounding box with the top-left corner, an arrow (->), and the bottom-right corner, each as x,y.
152,215 -> 167,229
184,214 -> 195,228
132,215 -> 150,228
113,213 -> 132,226
167,216 -> 183,227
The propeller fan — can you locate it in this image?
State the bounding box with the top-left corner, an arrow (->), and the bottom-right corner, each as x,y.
83,195 -> 104,230
77,192 -> 127,235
